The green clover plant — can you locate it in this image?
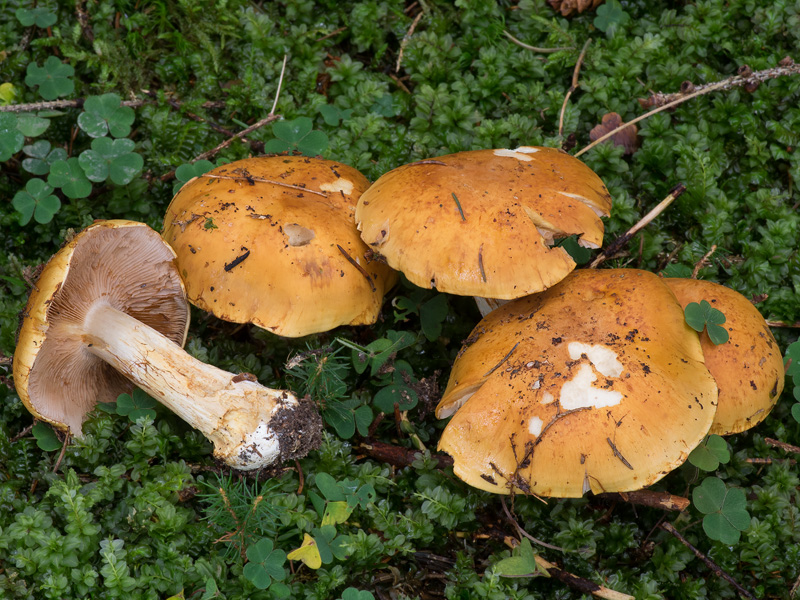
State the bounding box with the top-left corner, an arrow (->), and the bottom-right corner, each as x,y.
684,300 -> 729,345
242,539 -> 288,593
12,178 -> 61,224
692,477 -> 751,545
688,435 -> 731,472
25,56 -> 75,100
78,94 -> 136,138
15,7 -> 57,28
263,117 -> 329,156
48,158 -> 92,198
0,113 -> 25,161
114,388 -> 158,423
78,137 -> 143,185
31,422 -> 62,451
22,140 -> 67,175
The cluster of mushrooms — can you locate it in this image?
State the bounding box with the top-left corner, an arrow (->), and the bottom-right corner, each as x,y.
12,148 -> 784,496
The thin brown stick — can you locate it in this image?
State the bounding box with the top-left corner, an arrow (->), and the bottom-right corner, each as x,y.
745,457 -> 796,465
270,55 -> 288,116
315,26 -> 347,42
337,244 -> 377,291
597,490 -> 690,512
590,184 -> 686,268
534,555 -> 635,600
396,11 -> 424,73
791,571 -> 800,598
0,97 -> 225,113
558,39 -> 592,137
389,73 -> 412,94
659,522 -> 756,599
500,497 -> 565,551
9,424 -> 33,444
766,320 -> 800,328
576,61 -> 800,157
691,244 -> 717,278
357,440 -> 454,469
503,30 -> 574,53
765,438 -> 800,455
209,174 -> 327,196
52,432 -> 71,473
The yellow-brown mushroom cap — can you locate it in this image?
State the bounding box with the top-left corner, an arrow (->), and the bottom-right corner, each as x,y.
162,157 -> 398,338
13,220 -> 189,434
435,269 -> 718,497
662,278 -> 784,435
355,147 -> 612,299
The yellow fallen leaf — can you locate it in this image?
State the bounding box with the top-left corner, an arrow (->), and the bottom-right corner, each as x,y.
287,533 -> 322,569
322,501 -> 352,526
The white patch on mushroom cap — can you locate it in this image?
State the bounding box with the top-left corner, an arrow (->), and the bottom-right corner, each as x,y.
560,364 -> 623,410
283,223 -> 316,246
493,147 -> 540,161
320,179 -> 354,195
541,391 -> 555,405
568,342 -> 623,377
528,416 -> 543,436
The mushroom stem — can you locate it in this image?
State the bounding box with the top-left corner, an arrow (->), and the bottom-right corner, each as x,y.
82,301 -> 298,470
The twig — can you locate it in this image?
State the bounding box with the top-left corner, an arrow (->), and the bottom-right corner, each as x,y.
210,174 -> 327,197
396,11 -> 424,73
356,440 -> 454,469
590,184 -> 686,268
766,320 -> 800,328
501,497 -> 566,551
791,571 -> 800,598
558,39 -> 592,137
691,244 -> 717,278
270,55 -> 288,115
315,26 -> 347,42
535,555 -> 635,600
596,490 -> 690,512
745,457 -> 796,465
75,0 -> 94,42
0,97 -> 225,113
659,522 -> 756,599
576,61 -> 800,157
765,438 -> 800,455
52,432 -> 71,473
9,424 -> 33,444
503,30 -> 574,53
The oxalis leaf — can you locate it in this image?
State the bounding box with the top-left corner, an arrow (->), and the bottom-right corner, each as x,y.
242,538 -> 286,590
264,117 -> 329,157
494,538 -> 545,577
173,159 -> 216,194
78,137 -> 143,185
22,140 -> 67,176
15,7 -> 57,28
25,56 -> 74,100
115,388 -> 157,422
684,299 -> 729,345
0,113 -> 25,161
688,434 -> 730,471
12,178 -> 61,225
78,93 -> 136,138
692,477 -> 750,544
48,158 -> 92,198
32,422 -> 62,451
339,588 -> 375,600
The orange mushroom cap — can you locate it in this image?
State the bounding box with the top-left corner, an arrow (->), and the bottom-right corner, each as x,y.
162,156 -> 398,337
436,269 -> 718,497
355,147 -> 612,299
662,278 -> 784,435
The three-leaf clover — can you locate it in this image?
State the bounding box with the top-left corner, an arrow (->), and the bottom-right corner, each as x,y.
319,104 -> 353,127
785,341 -> 800,423
594,0 -> 630,36
25,56 -> 75,100
12,178 -> 61,225
48,158 -> 92,198
78,137 -> 143,185
16,114 -> 50,137
32,422 -> 62,451
15,7 -> 57,28
78,93 -> 136,138
264,117 -> 329,156
692,477 -> 751,544
323,398 -> 373,439
115,388 -> 158,422
688,434 -> 731,471
494,538 -> 546,577
173,159 -> 216,194
0,113 -> 25,161
242,539 -> 288,593
22,140 -> 67,175
339,588 -> 375,600
684,299 -> 729,345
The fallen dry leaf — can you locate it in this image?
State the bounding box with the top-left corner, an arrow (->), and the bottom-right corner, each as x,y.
547,0 -> 604,16
589,112 -> 640,155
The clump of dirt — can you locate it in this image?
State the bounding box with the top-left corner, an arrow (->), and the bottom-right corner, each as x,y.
272,394 -> 323,462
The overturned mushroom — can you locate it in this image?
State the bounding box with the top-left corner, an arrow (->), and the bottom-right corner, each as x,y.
162,156 -> 398,337
12,220 -> 321,470
663,277 -> 784,435
355,146 -> 612,313
436,269 -> 718,497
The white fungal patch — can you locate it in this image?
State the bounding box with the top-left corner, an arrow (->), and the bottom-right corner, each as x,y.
528,416 -> 543,436
283,223 -> 315,246
229,421 -> 280,470
493,146 -> 540,161
560,364 -> 623,410
320,179 -> 354,195
541,391 -> 555,405
568,342 -> 623,377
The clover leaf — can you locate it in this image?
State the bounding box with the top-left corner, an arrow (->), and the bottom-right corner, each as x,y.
692,477 -> 751,545
494,538 -> 543,577
32,422 -> 62,451
0,113 -> 25,161
16,113 -> 50,137
25,56 -> 75,100
323,398 -> 372,439
319,104 -> 353,126
688,434 -> 731,471
373,383 -> 418,413
369,94 -> 400,117
78,137 -> 143,185
242,538 -> 287,591
115,388 -> 157,423
15,7 -> 57,28
12,178 -> 61,225
0,82 -> 18,105
78,93 -> 136,138
785,341 -> 800,380
173,159 -> 216,194
22,140 -> 67,175
662,263 -> 694,278
264,117 -> 329,156
48,158 -> 92,198
594,0 -> 630,36
339,588 -> 375,600
684,299 -> 729,345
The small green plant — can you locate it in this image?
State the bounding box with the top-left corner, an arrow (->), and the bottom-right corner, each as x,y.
21,140 -> 66,175
173,159 -> 217,194
78,137 -> 143,185
12,178 -> 61,224
0,113 -> 25,161
494,538 -> 545,577
25,56 -> 75,100
77,94 -> 136,138
15,7 -> 57,28
688,435 -> 731,471
692,477 -> 751,544
263,117 -> 329,156
242,538 -> 289,594
593,0 -> 630,36
114,388 -> 158,423
338,587 -> 376,600
684,300 -> 729,344
319,104 -> 353,126
31,422 -> 62,451
785,341 -> 800,423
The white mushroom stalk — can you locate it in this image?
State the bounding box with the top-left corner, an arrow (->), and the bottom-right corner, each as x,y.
82,301 -> 296,470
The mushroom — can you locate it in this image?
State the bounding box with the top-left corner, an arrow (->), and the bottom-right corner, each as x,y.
161,156 -> 398,337
355,146 -> 612,313
12,220 -> 321,470
435,269 -> 718,497
662,277 -> 784,435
